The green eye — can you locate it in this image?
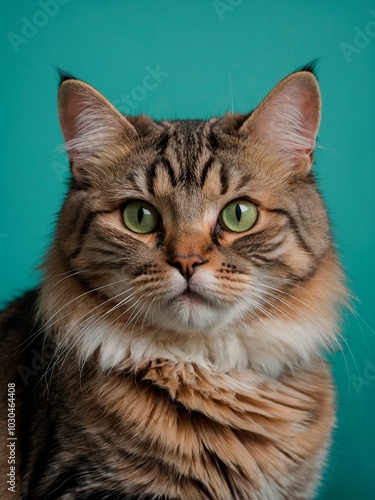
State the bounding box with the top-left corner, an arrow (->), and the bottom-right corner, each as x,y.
122,201 -> 160,234
220,200 -> 258,233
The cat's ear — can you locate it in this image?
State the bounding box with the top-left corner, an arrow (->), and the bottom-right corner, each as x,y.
58,74 -> 137,176
240,70 -> 321,172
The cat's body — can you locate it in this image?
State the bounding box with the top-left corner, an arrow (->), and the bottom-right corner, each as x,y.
0,67 -> 346,499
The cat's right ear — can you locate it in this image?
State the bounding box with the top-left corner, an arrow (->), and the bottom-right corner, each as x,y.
58,74 -> 137,178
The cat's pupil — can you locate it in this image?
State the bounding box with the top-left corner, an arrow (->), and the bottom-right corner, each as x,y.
235,204 -> 242,222
137,207 -> 144,224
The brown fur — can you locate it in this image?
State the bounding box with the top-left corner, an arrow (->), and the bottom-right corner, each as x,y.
0,300 -> 334,498
76,361 -> 334,499
0,68 -> 346,499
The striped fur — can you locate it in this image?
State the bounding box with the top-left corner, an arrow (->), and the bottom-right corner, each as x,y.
0,69 -> 346,499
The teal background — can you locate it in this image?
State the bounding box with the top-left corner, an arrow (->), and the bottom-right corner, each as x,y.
1,1 -> 375,497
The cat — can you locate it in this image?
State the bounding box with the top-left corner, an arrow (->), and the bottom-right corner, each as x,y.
0,64 -> 346,499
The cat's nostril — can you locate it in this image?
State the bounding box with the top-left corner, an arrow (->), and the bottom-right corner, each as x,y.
169,254 -> 207,280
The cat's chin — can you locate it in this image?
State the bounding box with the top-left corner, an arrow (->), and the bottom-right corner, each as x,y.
155,291 -> 231,333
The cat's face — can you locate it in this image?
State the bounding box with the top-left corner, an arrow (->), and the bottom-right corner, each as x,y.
45,70 -> 345,375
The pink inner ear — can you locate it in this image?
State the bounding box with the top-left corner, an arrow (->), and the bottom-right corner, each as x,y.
245,73 -> 321,165
58,80 -> 139,169
59,91 -> 86,145
266,87 -> 319,157
296,89 -> 320,155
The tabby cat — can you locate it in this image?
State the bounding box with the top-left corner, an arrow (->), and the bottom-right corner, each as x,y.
0,65 -> 346,499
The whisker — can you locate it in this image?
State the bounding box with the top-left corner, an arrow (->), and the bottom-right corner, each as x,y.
55,287 -> 152,371
20,276 -> 138,352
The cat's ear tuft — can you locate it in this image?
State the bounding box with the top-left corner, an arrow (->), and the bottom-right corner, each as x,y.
295,59 -> 319,76
58,78 -> 137,176
240,71 -> 321,172
57,68 -> 78,86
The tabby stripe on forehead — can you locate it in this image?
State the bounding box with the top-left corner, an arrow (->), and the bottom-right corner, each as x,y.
236,174 -> 252,190
157,128 -> 170,155
171,127 -> 185,166
269,208 -> 314,255
206,126 -> 220,151
126,173 -> 145,195
147,159 -> 177,195
200,157 -> 229,194
163,158 -> 177,186
146,160 -> 158,195
187,127 -> 204,183
219,163 -> 229,194
200,157 -> 214,188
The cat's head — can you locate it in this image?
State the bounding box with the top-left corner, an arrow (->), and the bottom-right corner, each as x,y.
41,68 -> 346,376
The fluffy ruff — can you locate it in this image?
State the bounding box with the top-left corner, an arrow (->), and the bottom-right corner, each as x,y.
70,358 -> 334,499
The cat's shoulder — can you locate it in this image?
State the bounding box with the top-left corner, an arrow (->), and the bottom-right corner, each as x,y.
0,289 -> 39,338
0,290 -> 41,392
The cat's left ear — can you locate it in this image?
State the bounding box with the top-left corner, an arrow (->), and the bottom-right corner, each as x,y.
58,74 -> 137,177
240,70 -> 321,172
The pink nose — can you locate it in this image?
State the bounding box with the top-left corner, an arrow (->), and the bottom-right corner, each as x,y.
169,254 -> 207,280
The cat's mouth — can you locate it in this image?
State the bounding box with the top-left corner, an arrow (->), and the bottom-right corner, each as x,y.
171,286 -> 222,310
156,286 -> 231,331
175,289 -> 208,305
